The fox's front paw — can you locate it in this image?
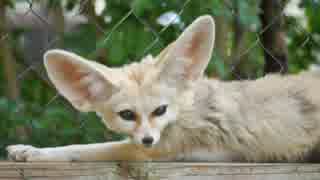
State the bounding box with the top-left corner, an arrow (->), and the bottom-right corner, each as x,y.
7,145 -> 76,162
7,145 -> 44,162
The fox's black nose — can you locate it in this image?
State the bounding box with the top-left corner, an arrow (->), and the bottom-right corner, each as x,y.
142,137 -> 154,146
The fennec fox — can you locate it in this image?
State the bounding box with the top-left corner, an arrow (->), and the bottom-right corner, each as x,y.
7,15 -> 320,162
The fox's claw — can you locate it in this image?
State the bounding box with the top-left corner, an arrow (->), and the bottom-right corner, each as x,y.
7,145 -> 42,162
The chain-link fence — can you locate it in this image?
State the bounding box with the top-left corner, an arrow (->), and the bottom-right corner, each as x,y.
0,0 -> 318,162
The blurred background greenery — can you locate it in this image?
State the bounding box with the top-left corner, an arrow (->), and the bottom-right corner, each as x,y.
0,0 -> 319,159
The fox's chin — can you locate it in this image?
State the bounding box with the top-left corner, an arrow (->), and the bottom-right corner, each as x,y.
137,141 -> 157,148
143,143 -> 153,148
131,140 -> 154,148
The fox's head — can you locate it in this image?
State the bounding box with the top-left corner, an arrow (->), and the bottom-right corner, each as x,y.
44,15 -> 215,148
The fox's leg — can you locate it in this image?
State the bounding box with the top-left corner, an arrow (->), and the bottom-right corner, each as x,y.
7,140 -> 150,162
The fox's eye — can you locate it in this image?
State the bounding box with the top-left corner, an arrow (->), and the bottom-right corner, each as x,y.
152,105 -> 168,117
118,110 -> 136,121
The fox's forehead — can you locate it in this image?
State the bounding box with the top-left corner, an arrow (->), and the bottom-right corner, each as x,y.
102,55 -> 177,111
119,55 -> 161,87
107,82 -> 177,112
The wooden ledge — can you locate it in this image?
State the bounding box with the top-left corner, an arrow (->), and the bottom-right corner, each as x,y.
1,161 -> 320,180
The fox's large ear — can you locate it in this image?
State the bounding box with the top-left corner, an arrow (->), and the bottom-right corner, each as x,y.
158,15 -> 215,88
44,50 -> 117,112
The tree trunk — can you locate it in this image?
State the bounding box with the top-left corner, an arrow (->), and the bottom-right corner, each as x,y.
21,1 -> 65,84
260,0 -> 288,74
0,1 -> 19,101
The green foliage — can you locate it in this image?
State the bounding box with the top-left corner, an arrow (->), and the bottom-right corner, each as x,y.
286,1 -> 320,73
0,97 -> 117,158
303,0 -> 320,33
64,24 -> 98,57
1,0 -> 15,8
132,0 -> 159,16
236,0 -> 260,28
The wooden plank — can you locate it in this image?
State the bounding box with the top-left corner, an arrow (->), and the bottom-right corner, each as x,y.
1,161 -> 320,180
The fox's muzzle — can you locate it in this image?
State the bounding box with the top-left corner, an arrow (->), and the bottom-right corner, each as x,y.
142,136 -> 154,147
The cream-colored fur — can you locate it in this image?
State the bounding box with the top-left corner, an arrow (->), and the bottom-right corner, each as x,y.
7,15 -> 320,162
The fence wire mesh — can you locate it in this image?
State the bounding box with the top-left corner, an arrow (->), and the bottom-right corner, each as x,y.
0,0 -> 319,178
0,0 -> 320,179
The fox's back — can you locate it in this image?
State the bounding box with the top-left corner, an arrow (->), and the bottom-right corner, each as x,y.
245,71 -> 320,108
190,71 -> 320,161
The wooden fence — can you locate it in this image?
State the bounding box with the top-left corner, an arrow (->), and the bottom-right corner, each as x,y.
1,162 -> 320,180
